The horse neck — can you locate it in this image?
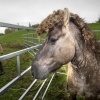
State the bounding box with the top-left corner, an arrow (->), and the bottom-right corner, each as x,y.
69,22 -> 100,75
71,40 -> 100,88
71,42 -> 99,70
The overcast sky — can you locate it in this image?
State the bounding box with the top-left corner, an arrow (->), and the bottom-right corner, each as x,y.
0,0 -> 100,33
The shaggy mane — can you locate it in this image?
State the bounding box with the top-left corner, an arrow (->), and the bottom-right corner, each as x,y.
37,9 -> 100,59
70,13 -> 100,59
37,9 -> 64,35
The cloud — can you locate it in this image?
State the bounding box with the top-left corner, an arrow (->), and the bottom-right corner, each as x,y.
0,0 -> 100,33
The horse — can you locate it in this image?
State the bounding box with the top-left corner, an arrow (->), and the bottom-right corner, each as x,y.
31,8 -> 100,100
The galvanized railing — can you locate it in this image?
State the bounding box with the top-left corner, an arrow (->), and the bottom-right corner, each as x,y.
0,22 -> 67,100
23,33 -> 45,47
0,44 -> 41,95
0,44 -> 67,100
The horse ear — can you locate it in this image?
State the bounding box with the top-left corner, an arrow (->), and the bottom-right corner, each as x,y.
63,8 -> 70,27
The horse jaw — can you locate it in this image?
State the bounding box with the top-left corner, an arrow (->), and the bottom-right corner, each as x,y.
31,59 -> 62,80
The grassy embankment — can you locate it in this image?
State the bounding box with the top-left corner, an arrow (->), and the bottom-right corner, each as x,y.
0,22 -> 100,100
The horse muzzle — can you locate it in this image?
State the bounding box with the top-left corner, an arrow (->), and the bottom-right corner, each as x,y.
31,62 -> 49,80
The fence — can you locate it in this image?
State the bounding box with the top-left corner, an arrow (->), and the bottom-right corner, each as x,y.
0,22 -> 67,100
0,45 -> 41,95
23,33 -> 40,47
0,22 -> 100,99
0,44 -> 67,100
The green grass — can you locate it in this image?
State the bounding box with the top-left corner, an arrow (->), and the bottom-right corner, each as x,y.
88,22 -> 100,40
88,22 -> 100,30
0,30 -> 35,43
0,22 -> 100,100
0,30 -> 36,99
0,30 -> 36,54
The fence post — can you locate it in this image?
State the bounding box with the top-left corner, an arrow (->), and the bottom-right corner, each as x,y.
26,34 -> 28,47
17,55 -> 20,75
32,34 -> 34,45
38,36 -> 40,44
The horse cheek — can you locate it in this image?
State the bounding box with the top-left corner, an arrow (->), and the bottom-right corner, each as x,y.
54,44 -> 75,64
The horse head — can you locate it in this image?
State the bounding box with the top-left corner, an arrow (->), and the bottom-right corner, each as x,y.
31,8 -> 76,79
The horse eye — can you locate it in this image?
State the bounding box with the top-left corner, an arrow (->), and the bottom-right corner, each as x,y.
50,38 -> 58,43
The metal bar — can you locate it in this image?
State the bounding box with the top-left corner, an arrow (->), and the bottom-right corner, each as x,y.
26,35 -> 28,46
42,73 -> 55,100
93,30 -> 100,32
29,50 -> 36,55
24,42 -> 38,46
35,48 -> 39,51
23,37 -> 35,39
28,51 -> 35,57
19,79 -> 37,100
23,33 -> 35,36
0,66 -> 31,95
25,43 -> 34,48
56,72 -> 67,75
32,34 -> 34,45
24,42 -> 38,45
24,46 -> 37,55
38,37 -> 40,44
24,43 -> 38,49
32,38 -> 39,40
33,79 -> 47,100
23,37 -> 39,40
26,41 -> 35,44
97,40 -> 100,42
17,55 -> 20,75
0,44 -> 41,61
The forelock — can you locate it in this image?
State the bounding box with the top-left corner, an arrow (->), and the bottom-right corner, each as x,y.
37,9 -> 65,35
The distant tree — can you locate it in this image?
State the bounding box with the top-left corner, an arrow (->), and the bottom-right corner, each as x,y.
96,16 -> 100,23
5,28 -> 13,34
98,18 -> 100,22
0,33 -> 4,36
32,24 -> 39,28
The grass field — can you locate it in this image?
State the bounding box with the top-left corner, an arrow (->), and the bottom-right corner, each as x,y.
88,22 -> 100,30
88,22 -> 100,40
0,22 -> 100,100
